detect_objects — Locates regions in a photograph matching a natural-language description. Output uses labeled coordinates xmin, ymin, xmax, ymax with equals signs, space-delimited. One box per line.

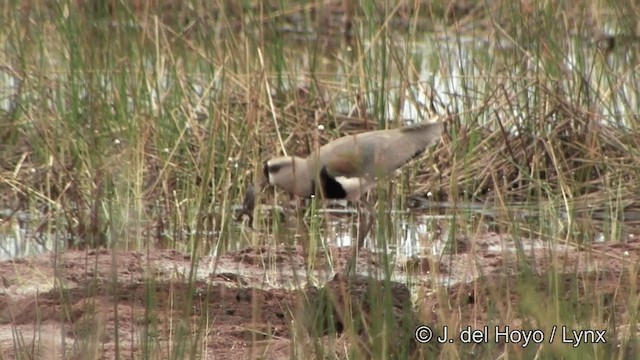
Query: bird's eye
xmin=264 ymin=161 xmax=282 ymax=177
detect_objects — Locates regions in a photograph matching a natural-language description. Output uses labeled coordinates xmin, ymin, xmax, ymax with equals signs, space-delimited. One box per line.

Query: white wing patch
xmin=334 ymin=176 xmax=372 ymax=200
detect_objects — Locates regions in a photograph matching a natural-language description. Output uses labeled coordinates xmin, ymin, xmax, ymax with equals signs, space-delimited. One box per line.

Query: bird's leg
xmin=348 ymin=198 xmax=375 ymax=275
xmin=356 ymin=200 xmax=375 ymax=249
xmin=305 ymin=195 xmax=326 ymax=262
xmin=358 ymin=201 xmax=375 ymax=249
xmin=294 ymin=196 xmax=310 ymax=255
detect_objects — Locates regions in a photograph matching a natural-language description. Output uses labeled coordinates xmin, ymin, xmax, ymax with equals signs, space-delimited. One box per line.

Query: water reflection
xmin=2 ymin=200 xmax=639 ymax=260
xmin=0 ymin=213 xmax=50 ymax=259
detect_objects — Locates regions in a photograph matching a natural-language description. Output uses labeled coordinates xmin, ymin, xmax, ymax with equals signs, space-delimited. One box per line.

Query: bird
xmin=262 ymin=119 xmax=443 ymax=251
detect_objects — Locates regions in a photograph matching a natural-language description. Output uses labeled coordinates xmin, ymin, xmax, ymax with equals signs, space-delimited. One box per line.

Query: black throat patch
xmin=310 ymin=166 xmax=347 ymax=199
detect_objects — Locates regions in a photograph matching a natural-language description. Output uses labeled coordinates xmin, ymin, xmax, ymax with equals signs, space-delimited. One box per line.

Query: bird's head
xmin=262 ymin=156 xmax=311 ymax=197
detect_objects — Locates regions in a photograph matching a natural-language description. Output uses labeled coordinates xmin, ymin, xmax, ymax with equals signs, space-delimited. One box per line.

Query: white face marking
xmin=266 ymin=160 xmax=276 ymax=185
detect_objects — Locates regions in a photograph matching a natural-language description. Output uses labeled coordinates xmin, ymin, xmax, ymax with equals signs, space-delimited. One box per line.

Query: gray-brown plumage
xmin=263 ymin=120 xmax=443 ymax=249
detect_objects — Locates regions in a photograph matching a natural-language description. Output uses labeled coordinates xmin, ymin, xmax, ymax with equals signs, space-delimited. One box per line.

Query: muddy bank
xmin=0 ymin=234 xmax=638 ymax=358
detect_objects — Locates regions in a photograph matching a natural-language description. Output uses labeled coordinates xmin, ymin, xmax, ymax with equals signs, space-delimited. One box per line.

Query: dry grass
xmin=1 ymin=0 xmax=640 ymax=357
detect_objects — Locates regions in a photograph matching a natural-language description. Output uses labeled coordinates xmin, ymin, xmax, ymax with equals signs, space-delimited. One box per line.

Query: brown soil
xmin=0 ymin=234 xmax=639 ymax=359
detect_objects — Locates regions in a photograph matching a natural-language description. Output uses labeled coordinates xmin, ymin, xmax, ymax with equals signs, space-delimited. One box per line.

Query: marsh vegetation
xmin=1 ymin=0 xmax=639 ymax=358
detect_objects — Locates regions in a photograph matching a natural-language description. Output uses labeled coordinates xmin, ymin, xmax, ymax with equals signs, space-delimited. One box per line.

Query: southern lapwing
xmin=263 ymin=119 xmax=443 ymax=249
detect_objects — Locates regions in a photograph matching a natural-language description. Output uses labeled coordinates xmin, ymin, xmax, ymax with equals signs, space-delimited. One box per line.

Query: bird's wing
xmin=316 ymin=133 xmax=382 ymax=178
xmin=367 ymin=122 xmax=442 ymax=177
xmin=317 ymin=122 xmax=442 ymax=180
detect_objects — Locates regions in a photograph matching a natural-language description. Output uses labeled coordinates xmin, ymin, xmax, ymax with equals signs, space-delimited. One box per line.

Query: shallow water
xmin=2 ymin=199 xmax=639 ymax=260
